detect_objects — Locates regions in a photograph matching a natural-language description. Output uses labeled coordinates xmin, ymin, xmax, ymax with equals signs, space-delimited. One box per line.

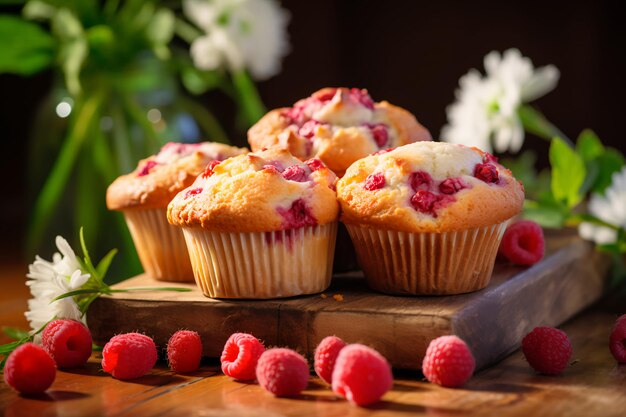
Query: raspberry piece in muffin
xmin=364 ymin=172 xmax=386 ymax=191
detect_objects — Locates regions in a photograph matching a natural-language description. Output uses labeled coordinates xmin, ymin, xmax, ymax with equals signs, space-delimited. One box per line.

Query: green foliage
xmin=549 ymin=137 xmax=586 ymax=208
xmin=0 ymin=15 xmax=55 ymax=74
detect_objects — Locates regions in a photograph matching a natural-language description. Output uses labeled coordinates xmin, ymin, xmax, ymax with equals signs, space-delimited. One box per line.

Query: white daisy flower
xmin=184 ymin=0 xmax=290 ymax=80
xmin=579 ymin=167 xmax=626 ymax=245
xmin=442 ymin=48 xmax=560 ymax=153
xmin=25 ymin=236 xmax=90 ymax=340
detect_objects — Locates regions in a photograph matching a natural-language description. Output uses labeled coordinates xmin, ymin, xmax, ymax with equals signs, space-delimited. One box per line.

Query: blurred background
xmin=1 ymin=0 xmax=625 ymax=278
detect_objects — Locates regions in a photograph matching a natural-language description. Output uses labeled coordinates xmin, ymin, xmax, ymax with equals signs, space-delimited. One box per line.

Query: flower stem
xmin=232 ymin=70 xmax=266 ymax=126
xmin=518 ymin=104 xmax=574 ymax=147
xmin=174 ymin=17 xmax=203 ymax=43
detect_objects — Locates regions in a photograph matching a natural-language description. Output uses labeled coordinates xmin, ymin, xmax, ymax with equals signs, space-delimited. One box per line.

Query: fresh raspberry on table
xmin=101 ymin=333 xmax=158 ymax=380
xmin=422 ymin=335 xmax=475 ymax=388
xmin=4 ymin=343 xmax=56 ymax=394
xmin=522 ymin=326 xmax=572 ymax=375
xmin=332 ymin=344 xmax=393 ymax=406
xmin=256 ymin=348 xmax=310 ymax=397
xmin=498 ymin=220 xmax=545 ymax=266
xmin=314 ymin=335 xmax=347 ymax=384
xmin=609 ymin=314 xmax=626 ymax=363
xmin=220 ymin=333 xmax=265 ymax=381
xmin=41 ymin=319 xmax=92 ymax=369
xmin=167 ymin=330 xmax=203 ymax=373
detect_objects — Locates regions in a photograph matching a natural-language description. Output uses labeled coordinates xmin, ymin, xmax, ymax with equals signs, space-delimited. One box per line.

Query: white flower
xmin=184 ymin=0 xmax=290 ymax=80
xmin=579 ymin=168 xmax=626 ymax=245
xmin=441 ymin=48 xmax=560 ymax=153
xmin=25 ymin=236 xmax=90 ymax=340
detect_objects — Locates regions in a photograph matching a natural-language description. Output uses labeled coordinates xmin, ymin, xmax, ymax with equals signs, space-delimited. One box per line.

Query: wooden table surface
xmin=1 ymin=261 xmax=625 ymax=417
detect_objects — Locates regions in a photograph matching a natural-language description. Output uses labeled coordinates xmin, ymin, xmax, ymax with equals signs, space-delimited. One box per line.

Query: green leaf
xmin=2 ymin=327 xmax=30 ymax=341
xmin=96 ymin=248 xmax=118 ymax=279
xmin=522 ymin=199 xmax=567 ymax=228
xmin=110 ymin=286 xmax=192 ymax=293
xmin=0 ymin=341 xmax=22 ymax=355
xmin=52 ymin=288 xmax=105 ymax=302
xmin=549 ymin=137 xmax=586 ymax=209
xmin=0 ymin=16 xmax=55 ymax=75
xmin=79 ymin=227 xmax=98 ymax=278
xmin=592 ymin=149 xmax=625 ymax=194
xmin=576 ymin=129 xmax=604 ymax=162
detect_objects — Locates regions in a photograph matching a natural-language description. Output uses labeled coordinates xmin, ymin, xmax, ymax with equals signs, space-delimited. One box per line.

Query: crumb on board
xmin=333 ymin=294 xmax=344 ymax=302
xmin=320 ymin=293 xmax=327 ymax=299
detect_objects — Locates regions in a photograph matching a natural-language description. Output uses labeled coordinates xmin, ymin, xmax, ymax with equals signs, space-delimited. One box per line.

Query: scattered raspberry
xmin=474 ymin=163 xmax=499 ymax=183
xmin=256 ymin=348 xmax=309 ymax=396
xmin=314 ymin=336 xmax=347 ymax=384
xmin=221 ymin=333 xmax=265 ymax=381
xmin=102 ymin=333 xmax=157 ymax=380
xmin=422 ymin=335 xmax=475 ymax=388
xmin=167 ymin=330 xmax=203 ymax=373
xmin=364 ymin=172 xmax=386 ymax=190
xmin=202 ymin=160 xmax=221 ymax=178
xmin=185 ymin=187 xmax=203 ymax=199
xmin=137 ymin=160 xmax=158 ymax=176
xmin=277 ymin=198 xmax=317 ymax=229
xmin=332 ymin=344 xmax=392 ymax=406
xmin=522 ymin=326 xmax=572 ymax=375
xmin=498 ymin=221 xmax=545 ymax=266
xmin=42 ymin=319 xmax=92 ymax=369
xmin=283 ymin=165 xmax=308 ymax=182
xmin=4 ymin=343 xmax=56 ymax=394
xmin=367 ymin=123 xmax=389 ymax=147
xmin=439 ymin=178 xmax=466 ymax=195
xmin=609 ymin=315 xmax=626 ymax=363
xmin=305 ymin=159 xmax=324 ymax=171
xmin=409 ymin=171 xmax=432 ymax=191
xmin=299 ymin=120 xmax=321 ymax=138
xmin=411 ymin=190 xmax=438 ymax=214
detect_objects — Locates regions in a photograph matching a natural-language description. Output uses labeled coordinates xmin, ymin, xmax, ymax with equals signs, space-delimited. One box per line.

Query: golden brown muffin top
xmin=337 ymin=142 xmax=524 ymax=232
xmin=106 ymin=142 xmax=248 ymax=211
xmin=167 ymin=147 xmax=339 ymax=232
xmin=248 ymin=87 xmax=431 ymax=176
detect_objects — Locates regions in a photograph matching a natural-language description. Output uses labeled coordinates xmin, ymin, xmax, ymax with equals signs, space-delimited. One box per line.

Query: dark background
xmin=1 ymin=0 xmax=625 ymax=262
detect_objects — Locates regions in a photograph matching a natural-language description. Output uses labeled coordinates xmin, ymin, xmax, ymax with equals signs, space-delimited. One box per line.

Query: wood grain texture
xmin=88 ymin=236 xmax=609 ymax=370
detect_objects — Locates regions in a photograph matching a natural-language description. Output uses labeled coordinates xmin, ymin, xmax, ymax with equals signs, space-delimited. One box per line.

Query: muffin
xmin=107 ymin=141 xmax=248 ymax=282
xmin=167 ymin=148 xmax=339 ymax=299
xmin=248 ymin=87 xmax=431 ymax=177
xmin=336 ymin=142 xmax=524 ymax=295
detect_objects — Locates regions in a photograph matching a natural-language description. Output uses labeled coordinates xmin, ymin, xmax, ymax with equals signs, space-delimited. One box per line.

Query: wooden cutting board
xmin=87 ymin=234 xmax=608 ymax=370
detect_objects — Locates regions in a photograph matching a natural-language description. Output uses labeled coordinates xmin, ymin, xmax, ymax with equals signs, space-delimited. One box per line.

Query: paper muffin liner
xmin=182 ymin=223 xmax=338 ymax=299
xmin=123 ymin=208 xmax=194 ymax=282
xmin=345 ymin=221 xmax=510 ymax=295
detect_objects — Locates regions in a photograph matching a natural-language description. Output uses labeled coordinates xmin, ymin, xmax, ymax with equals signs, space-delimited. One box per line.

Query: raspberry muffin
xmin=337 ymin=141 xmax=524 ymax=295
xmin=107 ymin=142 xmax=248 ymax=282
xmin=248 ymin=87 xmax=431 ymax=177
xmin=167 ymin=148 xmax=339 ymax=299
